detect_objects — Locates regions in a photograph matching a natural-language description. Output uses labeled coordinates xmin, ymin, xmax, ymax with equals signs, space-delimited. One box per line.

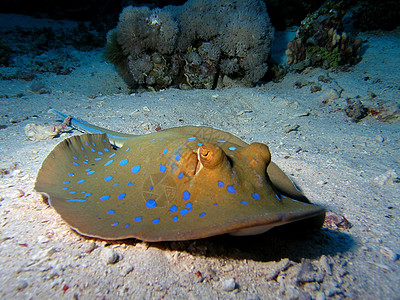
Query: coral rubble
xmin=104 ymin=0 xmax=274 ymax=90
xmin=285 ymin=1 xmax=362 ymax=71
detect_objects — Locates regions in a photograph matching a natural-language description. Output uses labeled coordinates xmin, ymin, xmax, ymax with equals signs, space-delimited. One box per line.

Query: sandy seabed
xmin=0 ymin=15 xmax=399 ymax=299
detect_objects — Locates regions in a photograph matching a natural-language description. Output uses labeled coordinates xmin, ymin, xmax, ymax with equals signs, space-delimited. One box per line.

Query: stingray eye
xmin=200 ymin=149 xmax=211 ymax=159
xmin=198 ymin=144 xmax=226 ymax=169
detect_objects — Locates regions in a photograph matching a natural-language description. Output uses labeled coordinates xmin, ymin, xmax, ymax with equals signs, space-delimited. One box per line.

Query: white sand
xmin=0 ymin=15 xmax=399 ymax=299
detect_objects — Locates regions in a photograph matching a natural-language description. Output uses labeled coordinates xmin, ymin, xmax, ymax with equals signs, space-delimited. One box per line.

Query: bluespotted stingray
xmin=35 ymin=110 xmax=325 ymax=242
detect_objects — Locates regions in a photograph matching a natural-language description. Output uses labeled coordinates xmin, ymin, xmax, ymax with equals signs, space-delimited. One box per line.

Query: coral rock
xmin=105 ymin=0 xmax=274 ymax=90
xmin=286 ymin=2 xmax=363 ymax=71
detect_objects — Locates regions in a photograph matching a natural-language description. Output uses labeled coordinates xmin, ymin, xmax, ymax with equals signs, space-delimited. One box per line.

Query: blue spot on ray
xmin=185 ymin=202 xmax=193 ymax=209
xmin=175 ymin=154 xmax=181 ymax=161
xmin=146 ymin=199 xmax=157 ymax=209
xmin=73 ymin=162 xmax=79 ymax=166
xmin=180 ymin=208 xmax=189 ymax=215
xmin=109 ymin=153 xmax=116 ymax=158
xmin=118 ymin=193 xmax=126 ymax=200
xmin=125 ymin=224 xmax=130 ymax=228
xmin=94 ymin=158 xmax=102 ymax=161
xmin=84 ymin=193 xmax=92 ymax=198
xmin=218 ymin=140 xmax=226 ymax=143
xmin=218 ymin=181 xmax=224 ymax=187
xmin=62 ymin=187 xmax=68 ymax=190
xmin=188 ymin=137 xmax=196 ymax=141
xmin=72 ymin=156 xmax=77 ymax=160
xmin=134 ymin=216 xmax=142 ymax=222
xmin=104 ymin=160 xmax=113 ymax=167
xmin=178 ymin=172 xmax=183 ymax=179
xmin=163 ymin=148 xmax=168 ymax=155
xmin=119 ymin=159 xmax=128 ymax=166
xmin=227 ymin=185 xmax=236 ymax=193
xmin=87 ymin=170 xmax=95 ymax=175
xmin=113 ymin=183 xmax=119 ymax=187
xmin=241 ymin=201 xmax=248 ymax=205
xmin=127 ymin=182 xmax=135 ymax=186
xmin=77 ymin=179 xmax=85 ymax=184
xmin=126 ymin=148 xmax=130 ymax=152
xmin=63 ymin=181 xmax=70 ymax=184
xmin=69 ymin=191 xmax=76 ymax=194
xmin=172 ymin=216 xmax=178 ymax=222
xmin=252 ymin=193 xmax=260 ymax=200
xmin=90 ymin=148 xmax=96 ymax=153
xmin=98 ymin=152 xmax=103 ymax=155
xmin=104 ymin=176 xmax=113 ymax=182
xmin=199 ymin=212 xmax=206 ymax=217
xmin=159 ymin=164 xmax=166 ymax=173
xmin=169 ymin=205 xmax=178 ymax=213
xmin=131 ymin=165 xmax=141 ymax=173
xmin=107 ymin=210 xmax=115 ymax=214
xmin=112 ymin=222 xmax=119 ymax=226
xmin=100 ymin=195 xmax=110 ymax=201
xmin=229 ymin=146 xmax=237 ymax=151
xmin=152 ymin=218 xmax=160 ymax=224
xmin=67 ymin=199 xmax=86 ymax=202
xmin=182 ymin=191 xmax=191 ymax=201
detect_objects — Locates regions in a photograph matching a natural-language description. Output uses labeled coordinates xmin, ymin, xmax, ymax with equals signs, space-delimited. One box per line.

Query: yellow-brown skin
xmin=35 ymin=119 xmax=325 ymax=242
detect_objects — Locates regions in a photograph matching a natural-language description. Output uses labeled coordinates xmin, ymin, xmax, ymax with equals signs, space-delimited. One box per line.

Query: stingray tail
xmin=49 ymin=109 xmax=132 ymax=146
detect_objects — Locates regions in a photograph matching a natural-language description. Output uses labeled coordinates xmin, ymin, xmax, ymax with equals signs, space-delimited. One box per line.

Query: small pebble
xmin=311 ymin=84 xmax=322 ymax=93
xmin=374 ymin=169 xmax=398 ymax=186
xmin=221 ymin=278 xmax=236 ymax=292
xmin=319 ymin=255 xmax=332 ymax=275
xmin=37 ymin=235 xmax=49 ymax=246
xmin=14 ymin=189 xmax=25 ymax=198
xmin=375 ymin=135 xmax=384 ymax=143
xmin=83 ymin=241 xmax=96 ymax=254
xmin=221 ymin=264 xmax=234 ymax=272
xmin=283 ymin=124 xmax=300 ymax=133
xmin=16 ymin=279 xmax=29 ymax=291
xmin=142 ymin=106 xmax=151 ymax=112
xmin=141 ymin=123 xmax=151 ymax=131
xmin=380 ymin=246 xmax=398 ymax=261
xmin=265 ymin=258 xmax=291 ymax=281
xmin=326 ymin=288 xmax=343 ymax=297
xmin=101 ymin=247 xmax=120 ymax=264
xmin=9 ymin=118 xmax=19 ymax=124
xmin=120 ymin=264 xmax=134 ymax=277
xmin=236 ymin=109 xmax=252 ymax=116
